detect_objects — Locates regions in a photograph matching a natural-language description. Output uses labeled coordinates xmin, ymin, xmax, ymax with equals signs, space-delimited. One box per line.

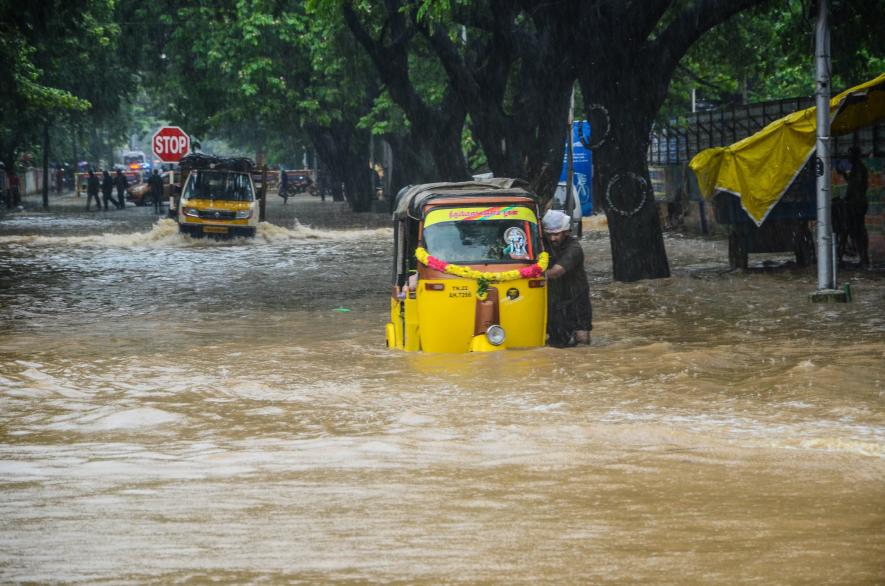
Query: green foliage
xmin=661 ymin=0 xmax=885 ymax=122
xmin=358 ymin=91 xmax=410 ymax=135
xmin=461 ymin=119 xmax=486 ymax=172
xmin=0 ymin=0 xmax=141 ymax=167
xmin=141 ymin=0 xmax=377 ymax=159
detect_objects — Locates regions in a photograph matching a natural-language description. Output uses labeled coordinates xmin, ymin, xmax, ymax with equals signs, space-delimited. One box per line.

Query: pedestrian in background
xmin=279 ymin=168 xmax=289 ymax=204
xmin=101 ymin=170 xmax=117 ymax=211
xmin=0 ymin=162 xmax=6 ymax=207
xmin=148 ymin=169 xmax=164 ymax=214
xmin=85 ymin=170 xmax=101 ymax=211
xmin=8 ymin=171 xmax=21 ymax=209
xmin=837 ymin=146 xmax=870 ymax=268
xmin=114 ymin=169 xmax=128 ymax=209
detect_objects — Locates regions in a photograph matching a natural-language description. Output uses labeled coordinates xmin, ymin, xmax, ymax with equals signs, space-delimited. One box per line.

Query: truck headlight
xmin=235 ymin=209 xmax=253 ymax=219
xmin=183 ymin=207 xmax=200 ymax=218
xmin=485 ymin=325 xmax=505 ymax=346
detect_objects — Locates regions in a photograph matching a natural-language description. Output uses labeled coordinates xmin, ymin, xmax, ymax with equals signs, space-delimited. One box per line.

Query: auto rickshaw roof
xmin=179 ymin=153 xmax=255 ymax=173
xmin=393 ymin=178 xmax=537 ymax=220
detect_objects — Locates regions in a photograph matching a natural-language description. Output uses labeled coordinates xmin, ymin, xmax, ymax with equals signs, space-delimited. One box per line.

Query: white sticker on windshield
xmin=503 ymin=226 xmax=528 ymax=259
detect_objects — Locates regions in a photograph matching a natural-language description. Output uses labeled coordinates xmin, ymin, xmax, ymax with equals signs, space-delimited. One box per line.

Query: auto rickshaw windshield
xmin=184 ymin=170 xmax=254 ymax=201
xmin=422 ymin=206 xmax=540 ymax=264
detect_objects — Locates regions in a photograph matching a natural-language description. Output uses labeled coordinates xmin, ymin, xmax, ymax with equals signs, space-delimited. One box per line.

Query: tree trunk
xmin=383 ymin=133 xmax=435 ymax=198
xmin=341 ymin=1 xmax=470 ymax=183
xmin=582 ymin=80 xmax=670 ymax=282
xmin=307 ymin=124 xmax=374 ymax=212
xmin=426 ymin=118 xmax=469 ymax=181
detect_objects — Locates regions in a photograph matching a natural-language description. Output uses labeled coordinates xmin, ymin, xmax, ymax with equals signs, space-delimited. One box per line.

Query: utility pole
xmin=811 ymin=0 xmax=848 ymax=302
xmin=810 ymin=0 xmax=848 ymax=302
xmin=42 ymin=121 xmax=50 ymax=210
xmin=565 ymin=85 xmax=575 ymax=220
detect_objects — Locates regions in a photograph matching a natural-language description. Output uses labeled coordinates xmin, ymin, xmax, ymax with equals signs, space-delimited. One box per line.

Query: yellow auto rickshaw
xmin=386 ymin=179 xmax=549 ymax=352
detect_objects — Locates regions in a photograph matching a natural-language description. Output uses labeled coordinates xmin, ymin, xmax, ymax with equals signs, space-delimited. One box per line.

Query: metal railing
xmin=649 ymin=95 xmax=884 ymax=165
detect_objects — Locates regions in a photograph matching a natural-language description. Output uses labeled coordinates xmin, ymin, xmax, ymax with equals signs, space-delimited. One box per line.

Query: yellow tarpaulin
xmin=689 ymin=73 xmax=885 ymax=225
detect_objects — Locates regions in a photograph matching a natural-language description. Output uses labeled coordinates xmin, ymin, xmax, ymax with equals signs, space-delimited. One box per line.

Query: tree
xmin=415 ymin=1 xmax=579 ymax=198
xmin=661 ymin=0 xmax=885 ymax=120
xmin=567 ymin=0 xmax=769 ymax=282
xmin=140 ymin=0 xmax=384 ymax=211
xmin=364 ymin=1 xmax=771 ymax=281
xmin=0 ymin=1 xmax=94 ymax=172
xmin=341 ymin=0 xmax=470 ymax=183
xmin=1 ymin=0 xmax=142 ymax=210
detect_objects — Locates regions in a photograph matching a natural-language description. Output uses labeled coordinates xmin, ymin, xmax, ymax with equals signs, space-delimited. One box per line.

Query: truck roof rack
xmin=179 ymin=153 xmax=255 ymax=172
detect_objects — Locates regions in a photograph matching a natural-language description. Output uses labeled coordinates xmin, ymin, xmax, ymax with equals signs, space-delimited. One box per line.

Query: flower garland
xmin=415 ymin=246 xmax=548 ymax=300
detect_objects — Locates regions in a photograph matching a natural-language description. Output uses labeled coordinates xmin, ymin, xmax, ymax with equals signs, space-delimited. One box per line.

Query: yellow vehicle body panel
xmin=387 ymin=278 xmax=547 ymax=353
xmin=388 ymin=298 xmax=403 ymax=350
xmin=423 ymin=205 xmax=537 ymax=228
xmin=416 ymin=279 xmax=479 ymax=353
xmin=497 ymin=280 xmax=547 ymax=348
xmin=178 ymin=199 xmax=256 ymax=227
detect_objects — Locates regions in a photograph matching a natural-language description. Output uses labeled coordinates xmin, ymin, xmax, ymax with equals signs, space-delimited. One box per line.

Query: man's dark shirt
xmin=546 ymin=235 xmax=592 ymax=346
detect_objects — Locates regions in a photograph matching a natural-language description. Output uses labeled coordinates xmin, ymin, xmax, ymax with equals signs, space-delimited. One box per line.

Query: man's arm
xmin=547 ymin=241 xmax=584 ymax=280
xmin=547 ymin=264 xmax=567 ymax=279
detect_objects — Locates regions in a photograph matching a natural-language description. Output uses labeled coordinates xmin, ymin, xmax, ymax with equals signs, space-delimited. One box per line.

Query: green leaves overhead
xmin=0 ymin=0 xmax=135 ymax=167
xmin=662 ymin=0 xmax=885 ymax=120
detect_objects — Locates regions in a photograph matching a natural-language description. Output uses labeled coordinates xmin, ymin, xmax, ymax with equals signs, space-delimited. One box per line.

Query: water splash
xmin=0 ymin=218 xmax=392 ymax=249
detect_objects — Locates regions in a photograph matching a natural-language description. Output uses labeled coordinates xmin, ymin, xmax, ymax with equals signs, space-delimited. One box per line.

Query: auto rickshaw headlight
xmin=486 ymin=325 xmax=505 ymax=346
xmin=235 ymin=209 xmax=253 ymax=219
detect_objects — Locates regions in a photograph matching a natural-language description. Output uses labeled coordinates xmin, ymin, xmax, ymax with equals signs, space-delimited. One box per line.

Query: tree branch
xmin=341 ymin=0 xmax=432 ymax=127
xmin=651 ymin=0 xmax=769 ymax=77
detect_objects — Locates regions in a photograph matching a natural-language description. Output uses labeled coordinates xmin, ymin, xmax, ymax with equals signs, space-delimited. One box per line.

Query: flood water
xmin=1 ymin=194 xmax=883 ymax=583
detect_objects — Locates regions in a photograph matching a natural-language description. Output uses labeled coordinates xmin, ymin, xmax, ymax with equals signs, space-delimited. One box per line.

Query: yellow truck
xmin=175 ymin=154 xmax=261 ymax=238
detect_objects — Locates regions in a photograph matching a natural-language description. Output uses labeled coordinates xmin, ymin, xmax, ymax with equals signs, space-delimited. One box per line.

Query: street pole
xmin=810 ymin=0 xmax=848 ymax=302
xmin=814 ymin=0 xmax=833 ymax=290
xmin=42 ymin=121 xmax=50 ymax=210
xmin=565 ymin=85 xmax=575 ymax=220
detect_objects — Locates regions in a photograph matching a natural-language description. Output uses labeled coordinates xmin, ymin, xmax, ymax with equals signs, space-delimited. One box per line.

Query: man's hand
xmin=547 ymin=264 xmax=566 ymax=279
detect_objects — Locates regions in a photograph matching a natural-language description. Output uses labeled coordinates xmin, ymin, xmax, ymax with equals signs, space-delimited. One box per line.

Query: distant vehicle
xmin=122 ymin=150 xmax=151 ymax=177
xmin=280 ymin=169 xmax=315 ymax=197
xmin=176 ymin=154 xmax=260 ymax=238
xmin=127 ymin=171 xmax=174 ymax=206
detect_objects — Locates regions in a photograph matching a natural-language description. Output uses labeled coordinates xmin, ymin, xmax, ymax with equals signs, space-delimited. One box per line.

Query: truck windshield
xmin=184 ymin=170 xmax=254 ymax=201
xmin=423 ymin=212 xmax=540 ymax=264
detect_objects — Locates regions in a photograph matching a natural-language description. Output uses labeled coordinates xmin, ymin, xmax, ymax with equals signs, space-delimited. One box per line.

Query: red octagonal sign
xmin=152 ymin=126 xmax=190 ymax=163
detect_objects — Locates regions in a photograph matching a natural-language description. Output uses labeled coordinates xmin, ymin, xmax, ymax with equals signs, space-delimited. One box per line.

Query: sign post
xmin=152 ymin=126 xmax=190 ymax=216
xmin=152 ymin=126 xmax=190 ymax=164
xmin=809 ymin=0 xmax=848 ymax=303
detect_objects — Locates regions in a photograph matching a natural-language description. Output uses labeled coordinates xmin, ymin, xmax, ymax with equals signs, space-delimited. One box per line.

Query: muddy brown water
xmin=0 ymin=193 xmax=883 ymax=583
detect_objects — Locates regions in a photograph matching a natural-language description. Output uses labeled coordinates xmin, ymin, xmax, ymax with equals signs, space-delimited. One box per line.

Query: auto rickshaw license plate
xmin=203 ymin=226 xmax=229 ymax=234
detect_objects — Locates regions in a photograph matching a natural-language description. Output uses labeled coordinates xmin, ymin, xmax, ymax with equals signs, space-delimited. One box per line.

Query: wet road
xmin=0 ymin=193 xmax=883 ymax=583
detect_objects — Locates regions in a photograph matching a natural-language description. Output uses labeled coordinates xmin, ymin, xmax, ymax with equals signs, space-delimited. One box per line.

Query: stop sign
xmin=152 ymin=126 xmax=190 ymax=163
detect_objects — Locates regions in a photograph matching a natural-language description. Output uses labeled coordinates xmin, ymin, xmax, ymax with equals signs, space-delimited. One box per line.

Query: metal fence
xmin=649 ymin=95 xmax=884 ymax=165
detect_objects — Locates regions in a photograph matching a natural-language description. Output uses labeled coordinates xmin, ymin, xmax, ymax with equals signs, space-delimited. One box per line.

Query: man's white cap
xmin=542 ymin=209 xmax=571 ymax=233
